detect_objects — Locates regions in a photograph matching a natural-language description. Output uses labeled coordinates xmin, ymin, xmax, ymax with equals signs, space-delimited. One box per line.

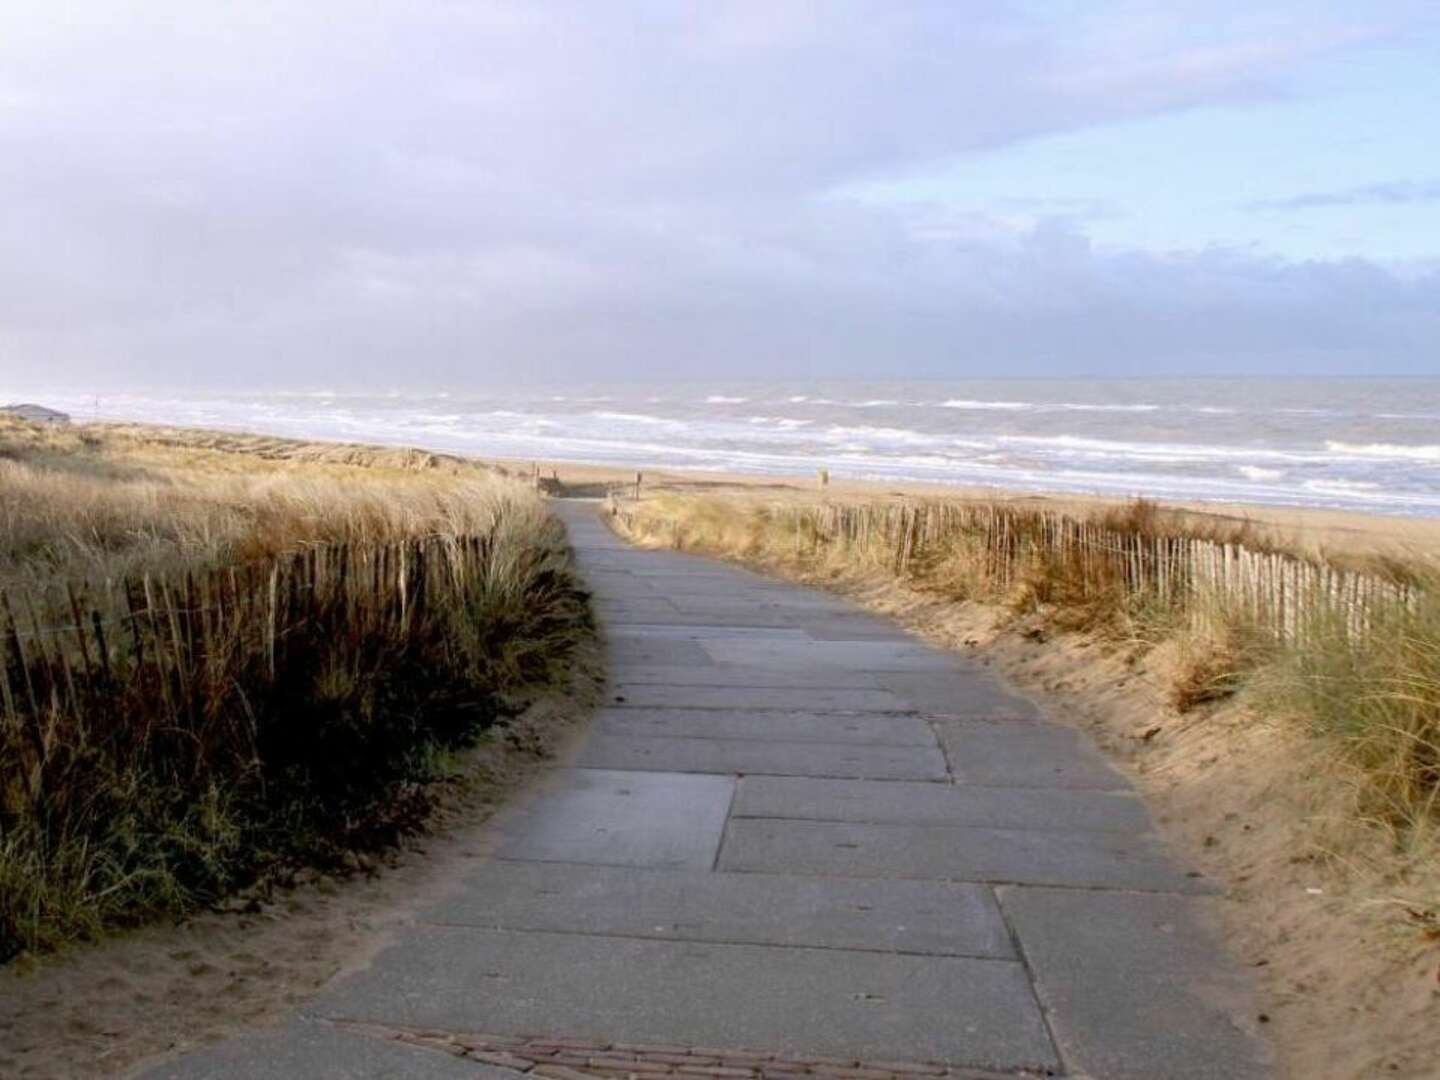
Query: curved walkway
xmin=145 ymin=501 xmax=1271 ymax=1079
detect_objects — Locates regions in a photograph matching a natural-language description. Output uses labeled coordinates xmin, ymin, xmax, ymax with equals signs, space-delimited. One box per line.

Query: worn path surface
xmin=144 ymin=501 xmax=1271 ymax=1080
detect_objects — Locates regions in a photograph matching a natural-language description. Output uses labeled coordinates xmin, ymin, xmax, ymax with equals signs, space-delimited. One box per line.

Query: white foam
xmin=1000 ymin=434 xmax=1316 ymax=464
xmin=705 ymin=395 xmax=749 ymax=404
xmin=937 ymin=399 xmax=1166 ymax=412
xmin=1304 ymin=478 xmax=1381 ymax=494
xmin=747 ymin=416 xmax=813 ymax=430
xmin=1237 ymin=465 xmax=1285 ymax=481
xmin=822 ymin=424 xmax=950 ymax=446
xmin=589 ymin=411 xmax=680 ymax=426
xmin=939 ymin=399 xmax=1031 ymax=410
xmin=1326 ymin=441 xmax=1440 ymax=462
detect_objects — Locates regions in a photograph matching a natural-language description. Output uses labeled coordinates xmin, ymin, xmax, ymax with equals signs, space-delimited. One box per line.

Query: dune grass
xmin=0 ymin=420 xmax=593 ymax=959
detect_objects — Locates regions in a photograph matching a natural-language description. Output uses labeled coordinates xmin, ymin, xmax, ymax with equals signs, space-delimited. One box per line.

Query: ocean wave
xmin=1237 ymin=465 xmax=1285 ymax=481
xmin=822 ymin=424 xmax=952 ymax=446
xmin=1325 ymin=441 xmax=1440 ymax=463
xmin=705 ymin=395 xmax=749 ymax=404
xmin=589 ymin=411 xmax=681 ymax=426
xmin=1303 ymin=478 xmax=1381 ymax=493
xmin=939 ymin=399 xmax=1031 ymax=410
xmin=938 ymin=399 xmax=1161 ymax=413
xmin=747 ymin=416 xmax=813 ymax=430
xmin=998 ymin=434 xmax=1309 ymax=463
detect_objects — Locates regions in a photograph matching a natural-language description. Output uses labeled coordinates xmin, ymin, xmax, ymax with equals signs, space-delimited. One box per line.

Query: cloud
xmin=0 ymin=1 xmax=1435 ymax=387
xmin=1247 ymin=179 xmax=1440 ymax=211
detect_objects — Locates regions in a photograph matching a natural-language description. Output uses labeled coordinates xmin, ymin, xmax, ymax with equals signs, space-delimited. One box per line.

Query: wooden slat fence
xmin=0 ymin=533 xmax=500 ymax=809
xmin=786 ymin=501 xmax=1416 ymax=645
xmin=608 ymin=495 xmax=1417 ymax=647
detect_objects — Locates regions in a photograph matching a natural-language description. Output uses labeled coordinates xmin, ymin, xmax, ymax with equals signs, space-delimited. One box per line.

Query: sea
xmin=20 ymin=377 xmax=1440 ymax=518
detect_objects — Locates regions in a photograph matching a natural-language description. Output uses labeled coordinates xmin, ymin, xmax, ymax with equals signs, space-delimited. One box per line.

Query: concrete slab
xmin=703 ymin=638 xmax=961 ymax=671
xmin=606 ymin=624 xmax=814 ymax=640
xmin=936 ymin=719 xmax=1130 ymax=790
xmin=595 ymin=707 xmax=939 ymax=746
xmin=575 ymin=735 xmax=950 ymax=780
xmin=605 ymin=683 xmax=914 ymax=712
xmin=139 ymin=1018 xmax=503 ymax=1080
xmin=428 ymin=861 xmax=1015 ymax=959
xmin=564 ymin=536 xmax=631 ymax=554
xmin=600 ymin=609 xmax=804 ymax=628
xmin=652 ymin=596 xmax=803 ymax=610
xmin=874 ymin=671 xmax=1044 ymax=719
xmin=665 ymin=601 xmax=846 ymax=622
xmin=316 ymin=927 xmax=1060 ymax=1071
xmin=593 ymin=600 xmax=685 ymax=618
xmin=605 ymin=637 xmax=717 ymax=667
xmin=797 ymin=620 xmax=918 ymax=641
xmin=999 ymin=887 xmax=1273 ymax=1079
xmin=734 ymin=776 xmax=1153 ymax=833
xmin=571 ymin=550 xmax=668 ymax=566
xmin=718 ymin=818 xmax=1207 ymax=892
xmin=608 ymin=664 xmax=885 ymax=689
xmin=491 ymin=769 xmax=733 ymax=869
xmin=647 ymin=579 xmax=776 ymax=593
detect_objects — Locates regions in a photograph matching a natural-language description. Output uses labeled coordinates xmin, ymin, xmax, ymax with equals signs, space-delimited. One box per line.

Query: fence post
xmin=267 ymin=564 xmax=279 ymax=679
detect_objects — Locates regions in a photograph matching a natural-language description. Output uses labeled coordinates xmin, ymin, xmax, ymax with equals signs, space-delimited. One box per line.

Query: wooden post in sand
xmin=817 ymin=467 xmax=829 ymax=492
xmin=633 ymin=471 xmax=643 ymax=502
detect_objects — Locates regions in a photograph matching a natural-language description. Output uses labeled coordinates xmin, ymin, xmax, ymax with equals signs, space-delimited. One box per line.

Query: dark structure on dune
xmin=0 ymin=403 xmax=70 ymax=424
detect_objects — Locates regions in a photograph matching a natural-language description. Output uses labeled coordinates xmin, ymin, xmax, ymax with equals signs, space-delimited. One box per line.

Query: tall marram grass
xmin=0 ymin=420 xmax=592 ymax=959
xmin=1260 ymin=583 xmax=1440 ymax=840
xmin=0 ymin=419 xmax=528 ymax=588
xmin=611 ymin=492 xmax=1438 ymax=844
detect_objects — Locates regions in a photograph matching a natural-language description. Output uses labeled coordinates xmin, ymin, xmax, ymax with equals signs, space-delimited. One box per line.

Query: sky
xmin=1 ymin=0 xmax=1438 ymax=390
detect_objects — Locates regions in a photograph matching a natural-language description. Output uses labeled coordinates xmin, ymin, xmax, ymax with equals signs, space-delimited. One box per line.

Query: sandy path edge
xmin=0 ymin=649 xmax=602 ymax=1080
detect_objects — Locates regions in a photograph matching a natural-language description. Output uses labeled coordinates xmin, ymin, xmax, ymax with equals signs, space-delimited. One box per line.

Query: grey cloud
xmin=0 ymin=1 xmax=1435 ymax=387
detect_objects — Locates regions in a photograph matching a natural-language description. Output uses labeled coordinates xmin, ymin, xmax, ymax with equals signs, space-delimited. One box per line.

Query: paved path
xmin=145 ymin=502 xmax=1272 ymax=1079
